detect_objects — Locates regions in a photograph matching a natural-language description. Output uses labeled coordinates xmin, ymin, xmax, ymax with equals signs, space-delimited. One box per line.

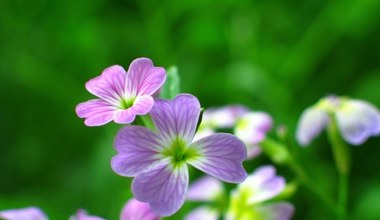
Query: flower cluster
xmin=77 ymin=57 xmax=249 ymax=218
xmin=8 ymin=57 xmax=380 ymax=219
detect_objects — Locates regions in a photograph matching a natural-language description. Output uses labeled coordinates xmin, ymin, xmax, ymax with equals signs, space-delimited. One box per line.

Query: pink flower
xmin=69 ymin=210 xmax=105 ymax=220
xmin=76 ymin=58 xmax=166 ymax=126
xmin=121 ymin=198 xmax=159 ymax=220
xmin=0 ymin=207 xmax=48 ymax=220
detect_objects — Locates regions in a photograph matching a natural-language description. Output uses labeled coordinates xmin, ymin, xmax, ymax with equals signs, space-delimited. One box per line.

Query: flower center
xmin=229 ymin=189 xmax=261 ymax=220
xmin=161 ymin=138 xmax=199 ymax=167
xmin=119 ymin=97 xmax=135 ymax=109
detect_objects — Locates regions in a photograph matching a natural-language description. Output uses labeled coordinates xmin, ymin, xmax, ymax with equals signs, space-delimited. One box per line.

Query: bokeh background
xmin=1 ymin=0 xmax=380 ymax=219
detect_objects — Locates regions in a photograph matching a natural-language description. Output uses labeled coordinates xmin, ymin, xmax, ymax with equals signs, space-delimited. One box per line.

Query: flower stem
xmin=135 ymin=115 xmax=156 ymax=131
xmin=326 ymin=114 xmax=350 ymax=220
xmin=261 ymin=138 xmax=338 ymax=216
xmin=287 ymin=156 xmax=338 ymax=216
xmin=338 ymin=173 xmax=348 ymax=220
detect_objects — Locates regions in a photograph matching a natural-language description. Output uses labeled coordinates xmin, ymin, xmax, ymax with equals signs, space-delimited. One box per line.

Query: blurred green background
xmin=1 ymin=0 xmax=380 ymax=219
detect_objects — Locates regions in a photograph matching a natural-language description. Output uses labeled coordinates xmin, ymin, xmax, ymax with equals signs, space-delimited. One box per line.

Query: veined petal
xmin=188 ymin=133 xmax=247 ymax=183
xmin=114 ymin=109 xmax=136 ymax=124
xmin=256 ymin=202 xmax=294 ymax=220
xmin=69 ymin=209 xmax=104 ymax=220
xmin=112 ymin=126 xmax=163 ymax=177
xmin=113 ymin=95 xmax=154 ymax=124
xmin=132 ymin=161 xmax=189 ymax=216
xmin=184 ymin=206 xmax=219 ymax=220
xmin=121 ymin=198 xmax=160 ymax=220
xmin=76 ymin=99 xmax=116 ymax=126
xmin=131 ymin=95 xmax=154 ymax=115
xmin=126 ymin=58 xmax=166 ymax=96
xmin=336 ymin=100 xmax=380 ymax=145
xmin=187 ymin=176 xmax=223 ymax=201
xmin=85 ymin=65 xmax=126 ymax=105
xmin=0 ymin=207 xmax=48 ymax=220
xmin=239 ymin=165 xmax=285 ymax=204
xmin=150 ymin=94 xmax=201 ymax=145
xmin=296 ymin=107 xmax=329 ymax=146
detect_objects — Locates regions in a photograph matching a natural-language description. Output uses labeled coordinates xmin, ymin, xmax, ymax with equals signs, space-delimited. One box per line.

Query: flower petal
xmin=188 ymin=133 xmax=247 ymax=183
xmin=131 ymin=95 xmax=154 ymax=115
xmin=187 ymin=176 xmax=223 ymax=201
xmin=113 ymin=95 xmax=154 ymax=124
xmin=256 ymin=202 xmax=295 ymax=220
xmin=85 ymin=65 xmax=126 ymax=105
xmin=76 ymin=99 xmax=116 ymax=126
xmin=336 ymin=100 xmax=380 ymax=145
xmin=202 ymin=105 xmax=249 ymax=128
xmin=0 ymin=207 xmax=48 ymax=220
xmin=132 ymin=161 xmax=189 ymax=216
xmin=235 ymin=112 xmax=273 ymax=144
xmin=246 ymin=144 xmax=262 ymax=159
xmin=184 ymin=206 xmax=219 ymax=220
xmin=296 ymin=107 xmax=329 ymax=146
xmin=120 ymin=198 xmax=160 ymax=220
xmin=193 ymin=128 xmax=215 ymax=142
xmin=112 ymin=126 xmax=163 ymax=177
xmin=69 ymin=209 xmax=105 ymax=220
xmin=114 ymin=109 xmax=136 ymax=124
xmin=239 ymin=165 xmax=285 ymax=204
xmin=126 ymin=58 xmax=166 ymax=96
xmin=150 ymin=94 xmax=201 ymax=144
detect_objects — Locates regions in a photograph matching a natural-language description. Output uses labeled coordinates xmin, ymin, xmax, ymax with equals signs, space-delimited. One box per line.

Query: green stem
xmin=338 ymin=173 xmax=348 ymax=220
xmin=287 ymin=157 xmax=338 ymax=216
xmin=134 ymin=115 xmax=156 ymax=131
xmin=326 ymin=113 xmax=350 ymax=220
xmin=261 ymin=138 xmax=338 ymax=216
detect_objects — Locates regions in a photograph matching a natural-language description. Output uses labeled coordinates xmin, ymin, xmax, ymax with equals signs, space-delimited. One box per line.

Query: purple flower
xmin=201 ymin=105 xmax=249 ymax=128
xmin=184 ymin=207 xmax=219 ymax=220
xmin=111 ymin=94 xmax=247 ymax=216
xmin=120 ymin=198 xmax=160 ymax=220
xmin=69 ymin=210 xmax=104 ymax=220
xmin=195 ymin=106 xmax=272 ymax=159
xmin=0 ymin=207 xmax=48 ymax=220
xmin=76 ymin=58 xmax=166 ymax=126
xmin=296 ymin=96 xmax=380 ymax=146
xmin=185 ymin=176 xmax=223 ymax=220
xmin=187 ymin=176 xmax=223 ymax=201
xmin=226 ymin=165 xmax=294 ymax=220
xmin=234 ymin=112 xmax=273 ymax=158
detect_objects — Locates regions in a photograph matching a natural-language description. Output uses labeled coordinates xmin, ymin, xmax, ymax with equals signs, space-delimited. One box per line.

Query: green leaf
xmin=160 ymin=66 xmax=180 ymax=99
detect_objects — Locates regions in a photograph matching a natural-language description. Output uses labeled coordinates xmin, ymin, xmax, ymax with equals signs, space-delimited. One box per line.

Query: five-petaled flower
xmin=296 ymin=95 xmax=380 ymax=146
xmin=76 ymin=58 xmax=166 ymax=126
xmin=111 ymin=94 xmax=248 ymax=216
